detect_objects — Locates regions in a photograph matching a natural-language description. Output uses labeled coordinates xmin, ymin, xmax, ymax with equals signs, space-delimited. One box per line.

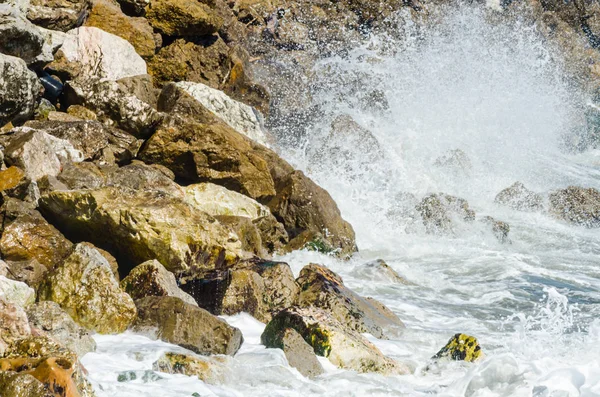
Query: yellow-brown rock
xmin=0 ymin=167 xmax=25 ymax=192
xmin=145 ymin=0 xmax=223 ymax=37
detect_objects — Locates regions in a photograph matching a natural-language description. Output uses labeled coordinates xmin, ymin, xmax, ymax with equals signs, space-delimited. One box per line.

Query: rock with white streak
xmin=48 ymin=26 xmax=147 ymax=81
xmin=0 ymin=275 xmax=35 ymax=307
xmin=0 ymin=54 xmax=42 ymax=125
xmin=174 ymin=82 xmax=271 ymax=147
xmin=4 ymin=128 xmax=84 ymax=180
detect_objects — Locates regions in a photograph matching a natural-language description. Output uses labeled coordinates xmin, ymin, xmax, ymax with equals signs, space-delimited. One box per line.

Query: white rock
xmin=35 ymin=26 xmax=68 ymax=65
xmin=183 ymin=183 xmax=271 ymax=220
xmin=58 ymin=26 xmax=147 ymax=80
xmin=0 ymin=275 xmax=35 ymax=307
xmin=0 ymin=53 xmax=42 ymax=125
xmin=174 ymin=81 xmax=271 ymax=147
xmin=4 ymin=128 xmax=84 ymax=180
xmin=0 ymin=3 xmax=44 ymax=63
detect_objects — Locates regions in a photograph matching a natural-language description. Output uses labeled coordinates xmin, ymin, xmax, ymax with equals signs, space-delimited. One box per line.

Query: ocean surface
xmin=82 ymin=7 xmax=600 ymax=397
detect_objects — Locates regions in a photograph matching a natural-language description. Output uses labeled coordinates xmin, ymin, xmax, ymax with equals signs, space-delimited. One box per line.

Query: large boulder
xmin=84 ymin=0 xmax=156 ymax=58
xmin=416 ymin=193 xmax=476 ymax=235
xmin=145 ymin=0 xmax=222 ymax=37
xmin=47 ymin=26 xmax=147 ymax=81
xmin=262 ymin=307 xmax=409 ymax=375
xmin=131 ymin=296 xmax=243 ymax=355
xmin=0 ymin=276 xmax=35 ymax=308
xmin=264 ymin=327 xmax=324 ymax=378
xmin=152 ymin=352 xmax=231 ymax=384
xmin=3 ymin=128 xmax=84 ymax=181
xmin=548 ymin=186 xmax=600 ymax=227
xmin=296 ymin=264 xmax=404 ymax=339
xmin=495 ymin=182 xmax=545 ymax=212
xmin=0 ymin=199 xmax=73 ymax=270
xmin=120 ymin=260 xmax=197 ymax=306
xmin=0 ymin=54 xmax=42 ymax=126
xmin=26 ymin=301 xmax=96 ymax=357
xmin=180 ymin=260 xmax=299 ymax=322
xmin=38 ymin=242 xmax=137 ymax=334
xmin=0 ymin=4 xmax=44 ymax=63
xmin=38 ymin=187 xmax=245 ymax=275
xmin=24 ymin=119 xmax=139 ymax=164
xmin=26 ymin=0 xmax=91 ymax=32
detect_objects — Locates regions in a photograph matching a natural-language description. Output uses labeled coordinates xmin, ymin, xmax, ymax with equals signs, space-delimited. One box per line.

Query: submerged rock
xmin=132 ymin=296 xmax=243 ymax=356
xmin=416 ymin=193 xmax=476 ymax=235
xmin=296 ymin=264 xmax=405 ymax=338
xmin=433 ymin=149 xmax=472 ymax=175
xmin=152 ymin=352 xmax=231 ymax=384
xmin=38 ymin=242 xmax=137 ymax=334
xmin=120 ymin=260 xmax=197 ymax=306
xmin=262 ymin=306 xmax=409 ymax=375
xmin=265 ymin=327 xmax=324 ymax=378
xmin=350 ymin=259 xmax=413 ymax=285
xmin=479 ymin=216 xmax=511 ymax=243
xmin=432 ymin=333 xmax=482 ymax=362
xmin=548 ymin=186 xmax=600 ymax=227
xmin=0 ymin=54 xmax=42 ymax=125
xmin=495 ymin=182 xmax=545 ymax=212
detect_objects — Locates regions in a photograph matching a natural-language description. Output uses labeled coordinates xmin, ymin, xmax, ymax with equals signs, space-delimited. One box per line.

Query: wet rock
xmin=495 ymin=182 xmax=545 ymax=212
xmin=262 ymin=307 xmax=409 ymax=375
xmin=132 ymin=296 xmax=243 ymax=356
xmin=120 ymin=260 xmax=197 ymax=306
xmin=0 ymin=167 xmax=26 ymax=192
xmin=173 ymin=82 xmax=271 ymax=147
xmin=0 ymin=299 xmax=31 ymax=356
xmin=84 ymin=0 xmax=156 ymax=58
xmin=24 ymin=120 xmax=139 ymax=164
xmin=479 ymin=216 xmax=510 ymax=243
xmin=26 ymin=301 xmax=96 ymax=357
xmin=265 ymin=327 xmax=324 ymax=378
xmin=351 ymin=259 xmax=413 ymax=285
xmin=180 ymin=260 xmax=298 ymax=323
xmin=63 ymin=77 xmax=162 ymax=137
xmin=145 ymin=0 xmax=222 ymax=37
xmin=416 ymin=193 xmax=476 ymax=235
xmin=0 ymin=276 xmax=35 ymax=307
xmin=26 ymin=0 xmax=91 ymax=32
xmin=38 ymin=242 xmax=137 ymax=334
xmin=0 ymin=54 xmax=42 ymax=125
xmin=432 ymin=333 xmax=482 ymax=362
xmin=4 ymin=259 xmax=48 ymax=292
xmin=548 ymin=186 xmax=600 ymax=227
xmin=152 ymin=352 xmax=231 ymax=384
xmin=296 ymin=264 xmax=404 ymax=339
xmin=0 ymin=4 xmax=44 ymax=63
xmin=0 ymin=371 xmax=47 ymax=397
xmin=39 ymin=187 xmax=244 ymax=275
xmin=47 ymin=26 xmax=147 ymax=81
xmin=4 ymin=128 xmax=84 ymax=181
xmin=433 ymin=149 xmax=472 ymax=175
xmin=0 ymin=199 xmax=73 ymax=270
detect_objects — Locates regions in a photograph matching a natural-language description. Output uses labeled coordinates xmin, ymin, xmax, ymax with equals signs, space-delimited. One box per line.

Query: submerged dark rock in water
xmin=433 ymin=333 xmax=482 ymax=362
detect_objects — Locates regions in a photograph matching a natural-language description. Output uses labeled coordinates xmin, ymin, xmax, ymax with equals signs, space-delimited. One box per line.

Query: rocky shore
xmin=1 ymin=0 xmax=600 ymax=395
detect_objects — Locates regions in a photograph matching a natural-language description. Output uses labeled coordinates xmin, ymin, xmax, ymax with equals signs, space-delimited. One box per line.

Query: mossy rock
xmin=433 ymin=333 xmax=483 ymax=363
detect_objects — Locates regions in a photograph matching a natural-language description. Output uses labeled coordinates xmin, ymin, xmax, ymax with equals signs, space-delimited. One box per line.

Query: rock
xmin=120 ymin=260 xmax=197 ymax=306
xmin=145 ymin=0 xmax=222 ymax=37
xmin=432 ymin=333 xmax=482 ymax=362
xmin=0 ymin=299 xmax=31 ymax=356
xmin=479 ymin=216 xmax=510 ymax=243
xmin=66 ymin=105 xmax=96 ymax=120
xmin=23 ymin=119 xmax=139 ymax=164
xmin=416 ymin=193 xmax=476 ymax=235
xmin=152 ymin=352 xmax=231 ymax=384
xmin=180 ymin=260 xmax=298 ymax=323
xmin=296 ymin=264 xmax=404 ymax=339
xmin=0 ymin=54 xmax=42 ymax=125
xmin=433 ymin=149 xmax=472 ymax=175
xmin=3 ymin=128 xmax=84 ymax=181
xmin=214 ymin=215 xmax=267 ymax=257
xmin=139 ymin=115 xmax=276 ymax=200
xmin=0 ymin=372 xmax=47 ymax=397
xmin=39 ymin=187 xmax=244 ymax=275
xmin=84 ymin=0 xmax=156 ymax=58
xmin=26 ymin=301 xmax=96 ymax=357
xmin=173 ymin=82 xmax=271 ymax=147
xmin=0 ymin=4 xmax=44 ymax=63
xmin=0 ymin=199 xmax=73 ymax=270
xmin=33 ymin=26 xmax=68 ymax=67
xmin=495 ymin=182 xmax=545 ymax=212
xmin=183 ymin=182 xmax=272 ymax=219
xmin=262 ymin=307 xmax=409 ymax=374
xmin=78 ymin=242 xmax=119 ymax=280
xmin=0 ymin=276 xmax=35 ymax=307
xmin=56 ymin=161 xmax=108 ymax=190
xmin=548 ymin=186 xmax=600 ymax=227
xmin=4 ymin=259 xmax=48 ymax=292
xmin=47 ymin=26 xmax=147 ymax=81
xmin=351 ymin=259 xmax=413 ymax=285
xmin=116 ymin=0 xmax=148 ymax=16
xmin=63 ymin=77 xmax=162 ymax=137
xmin=0 ymin=167 xmax=26 ymax=192
xmin=26 ymin=0 xmax=91 ymax=32
xmin=45 ymin=111 xmax=82 ymax=122
xmin=38 ymin=242 xmax=137 ymax=334
xmin=265 ymin=327 xmax=324 ymax=378
xmin=132 ymin=296 xmax=243 ymax=355
xmin=0 ymin=336 xmax=95 ymax=397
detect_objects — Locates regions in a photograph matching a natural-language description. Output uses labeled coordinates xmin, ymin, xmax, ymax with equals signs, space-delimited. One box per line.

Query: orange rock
xmin=0 ymin=167 xmax=25 ymax=191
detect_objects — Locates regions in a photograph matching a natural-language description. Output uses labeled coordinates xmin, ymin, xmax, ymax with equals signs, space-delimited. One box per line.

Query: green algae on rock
xmin=433 ymin=333 xmax=483 ymax=363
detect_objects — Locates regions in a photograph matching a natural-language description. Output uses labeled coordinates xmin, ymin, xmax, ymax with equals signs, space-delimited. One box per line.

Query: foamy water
xmin=83 ymin=6 xmax=600 ymax=397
